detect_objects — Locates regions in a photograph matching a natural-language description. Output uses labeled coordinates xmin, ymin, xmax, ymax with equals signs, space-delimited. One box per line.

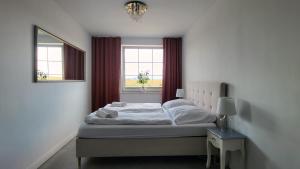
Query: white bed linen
xmin=104 ymin=103 xmax=161 ymax=113
xmin=80 ymin=103 xmax=217 ymax=138
xmin=77 ymin=123 xmax=216 ymax=138
xmin=85 ymin=110 xmax=172 ymax=125
xmin=167 ymin=105 xmax=217 ymax=125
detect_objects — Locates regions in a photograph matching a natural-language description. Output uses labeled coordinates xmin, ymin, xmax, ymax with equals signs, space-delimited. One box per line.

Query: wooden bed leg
xmin=77 ymin=157 xmax=81 ymax=169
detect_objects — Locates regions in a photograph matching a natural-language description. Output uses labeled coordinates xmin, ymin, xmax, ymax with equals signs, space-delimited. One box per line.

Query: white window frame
xmin=121 ymin=45 xmax=163 ymax=93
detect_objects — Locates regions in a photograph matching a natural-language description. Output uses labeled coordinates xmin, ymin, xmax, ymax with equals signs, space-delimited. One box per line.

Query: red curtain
xmin=162 ymin=38 xmax=182 ymax=103
xmin=92 ymin=37 xmax=121 ymax=111
xmin=64 ymin=44 xmax=84 ymax=80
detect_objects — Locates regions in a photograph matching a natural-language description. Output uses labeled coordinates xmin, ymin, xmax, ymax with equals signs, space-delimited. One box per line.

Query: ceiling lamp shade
xmin=124 ymin=1 xmax=148 ymax=21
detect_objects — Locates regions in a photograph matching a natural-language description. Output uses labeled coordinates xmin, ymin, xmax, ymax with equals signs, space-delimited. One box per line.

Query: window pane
xmin=37 ymin=61 xmax=48 ymax=74
xmin=38 ymin=47 xmax=47 ymax=60
xmin=125 ymin=63 xmax=138 ymax=75
xmin=139 ymin=63 xmax=152 ymax=74
xmin=153 ymin=75 xmax=162 ymax=80
xmin=125 ymin=75 xmax=137 ymax=80
xmin=139 ymin=49 xmax=152 ymax=62
xmin=153 ymin=49 xmax=163 ymax=62
xmin=47 ymin=75 xmax=63 ymax=80
xmin=48 ymin=46 xmax=63 ymax=61
xmin=151 ymin=76 xmax=162 ymax=87
xmin=125 ymin=48 xmax=138 ymax=62
xmin=153 ymin=63 xmax=163 ymax=75
xmin=125 ymin=75 xmax=138 ymax=88
xmin=123 ymin=46 xmax=163 ymax=89
xmin=48 ymin=61 xmax=63 ymax=75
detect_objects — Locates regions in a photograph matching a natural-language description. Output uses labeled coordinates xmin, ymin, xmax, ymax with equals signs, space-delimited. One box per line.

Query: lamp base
xmin=217 ymin=114 xmax=228 ymax=131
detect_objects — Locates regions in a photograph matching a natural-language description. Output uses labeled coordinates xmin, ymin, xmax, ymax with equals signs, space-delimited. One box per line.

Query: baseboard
xmin=26 ymin=131 xmax=77 ymax=169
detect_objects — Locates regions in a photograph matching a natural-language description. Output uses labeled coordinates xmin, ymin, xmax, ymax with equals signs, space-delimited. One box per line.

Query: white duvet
xmin=168 ymin=105 xmax=216 ymax=125
xmin=85 ymin=110 xmax=172 ymax=125
xmin=104 ymin=103 xmax=162 ymax=113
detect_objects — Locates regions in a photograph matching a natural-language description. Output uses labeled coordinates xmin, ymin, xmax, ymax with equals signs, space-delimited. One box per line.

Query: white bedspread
xmin=104 ymin=103 xmax=161 ymax=113
xmin=85 ymin=111 xmax=172 ymax=125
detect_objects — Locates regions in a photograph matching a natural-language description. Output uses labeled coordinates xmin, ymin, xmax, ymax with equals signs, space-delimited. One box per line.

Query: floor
xmin=39 ymin=138 xmax=219 ymax=169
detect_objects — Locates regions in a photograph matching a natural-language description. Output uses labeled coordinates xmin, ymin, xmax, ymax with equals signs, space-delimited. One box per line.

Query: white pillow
xmin=162 ymin=99 xmax=195 ymax=109
xmin=168 ymin=105 xmax=216 ymax=125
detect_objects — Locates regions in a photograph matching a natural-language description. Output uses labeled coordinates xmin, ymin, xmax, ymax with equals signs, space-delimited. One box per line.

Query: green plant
xmin=37 ymin=70 xmax=47 ymax=80
xmin=137 ymin=71 xmax=150 ymax=88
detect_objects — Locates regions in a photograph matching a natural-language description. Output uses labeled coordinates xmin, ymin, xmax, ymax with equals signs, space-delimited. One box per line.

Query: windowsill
xmin=121 ymin=91 xmax=161 ymax=94
xmin=121 ymin=88 xmax=161 ymax=94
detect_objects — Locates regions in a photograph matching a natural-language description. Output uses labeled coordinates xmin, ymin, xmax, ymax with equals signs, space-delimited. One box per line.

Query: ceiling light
xmin=124 ymin=1 xmax=148 ymax=21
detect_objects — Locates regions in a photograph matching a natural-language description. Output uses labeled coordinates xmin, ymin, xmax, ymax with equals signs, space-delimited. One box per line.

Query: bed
xmin=76 ymin=81 xmax=228 ymax=168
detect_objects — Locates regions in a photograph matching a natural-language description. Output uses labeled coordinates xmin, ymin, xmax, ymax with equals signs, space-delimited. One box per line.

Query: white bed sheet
xmin=77 ymin=122 xmax=216 ymax=138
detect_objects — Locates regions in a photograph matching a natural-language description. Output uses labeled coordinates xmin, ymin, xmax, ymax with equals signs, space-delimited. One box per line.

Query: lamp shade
xmin=216 ymin=97 xmax=237 ymax=116
xmin=176 ymin=89 xmax=184 ymax=98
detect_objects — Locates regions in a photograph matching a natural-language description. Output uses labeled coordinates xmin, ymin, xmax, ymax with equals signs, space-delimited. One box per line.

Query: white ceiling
xmin=54 ymin=0 xmax=215 ymax=37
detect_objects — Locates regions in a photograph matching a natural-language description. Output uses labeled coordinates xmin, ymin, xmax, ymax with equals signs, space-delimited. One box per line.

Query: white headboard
xmin=186 ymin=81 xmax=228 ymax=114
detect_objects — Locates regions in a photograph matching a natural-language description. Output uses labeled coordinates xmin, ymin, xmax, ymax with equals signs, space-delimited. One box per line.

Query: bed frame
xmin=76 ymin=82 xmax=228 ymax=168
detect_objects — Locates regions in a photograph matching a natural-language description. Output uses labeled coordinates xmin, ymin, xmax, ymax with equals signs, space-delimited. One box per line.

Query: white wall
xmin=120 ymin=92 xmax=162 ymax=103
xmin=120 ymin=37 xmax=162 ymax=103
xmin=122 ymin=37 xmax=162 ymax=46
xmin=183 ymin=0 xmax=300 ymax=169
xmin=0 ymin=0 xmax=91 ymax=169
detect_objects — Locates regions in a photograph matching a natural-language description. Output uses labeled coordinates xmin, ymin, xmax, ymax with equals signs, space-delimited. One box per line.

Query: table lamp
xmin=216 ymin=97 xmax=237 ymax=131
xmin=176 ymin=89 xmax=184 ymax=98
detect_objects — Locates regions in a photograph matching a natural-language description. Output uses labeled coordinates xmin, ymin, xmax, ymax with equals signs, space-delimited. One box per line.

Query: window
xmin=122 ymin=46 xmax=163 ymax=91
xmin=37 ymin=44 xmax=64 ymax=80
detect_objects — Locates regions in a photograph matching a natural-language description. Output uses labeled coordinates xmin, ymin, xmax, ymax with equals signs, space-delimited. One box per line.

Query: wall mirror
xmin=34 ymin=25 xmax=85 ymax=82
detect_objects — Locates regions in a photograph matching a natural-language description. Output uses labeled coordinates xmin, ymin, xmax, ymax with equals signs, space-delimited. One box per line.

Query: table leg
xmin=220 ymin=148 xmax=226 ymax=169
xmin=206 ymin=141 xmax=212 ymax=168
xmin=241 ymin=141 xmax=246 ymax=169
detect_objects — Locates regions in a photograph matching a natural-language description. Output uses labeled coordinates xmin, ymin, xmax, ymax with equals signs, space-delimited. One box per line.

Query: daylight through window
xmin=123 ymin=46 xmax=163 ymax=89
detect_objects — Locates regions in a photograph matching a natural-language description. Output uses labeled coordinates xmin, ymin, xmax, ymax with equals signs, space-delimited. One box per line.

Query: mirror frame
xmin=33 ymin=25 xmax=86 ymax=82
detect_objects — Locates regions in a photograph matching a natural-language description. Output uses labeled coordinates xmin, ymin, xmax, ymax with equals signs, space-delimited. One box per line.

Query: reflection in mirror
xmin=34 ymin=26 xmax=85 ymax=82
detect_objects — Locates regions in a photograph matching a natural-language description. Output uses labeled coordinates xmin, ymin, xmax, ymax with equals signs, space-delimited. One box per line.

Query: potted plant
xmin=137 ymin=71 xmax=150 ymax=91
xmin=37 ymin=70 xmax=47 ymax=80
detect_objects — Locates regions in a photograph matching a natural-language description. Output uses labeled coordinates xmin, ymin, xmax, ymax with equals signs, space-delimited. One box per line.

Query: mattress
xmin=77 ymin=122 xmax=216 ymax=138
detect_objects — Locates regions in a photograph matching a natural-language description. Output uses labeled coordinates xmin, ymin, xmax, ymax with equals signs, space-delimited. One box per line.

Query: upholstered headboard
xmin=186 ymin=82 xmax=228 ymax=114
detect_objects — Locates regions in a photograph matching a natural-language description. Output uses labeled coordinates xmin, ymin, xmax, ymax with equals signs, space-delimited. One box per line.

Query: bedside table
xmin=206 ymin=127 xmax=246 ymax=169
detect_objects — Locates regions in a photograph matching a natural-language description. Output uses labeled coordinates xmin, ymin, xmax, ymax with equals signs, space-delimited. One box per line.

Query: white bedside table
xmin=206 ymin=127 xmax=246 ymax=169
